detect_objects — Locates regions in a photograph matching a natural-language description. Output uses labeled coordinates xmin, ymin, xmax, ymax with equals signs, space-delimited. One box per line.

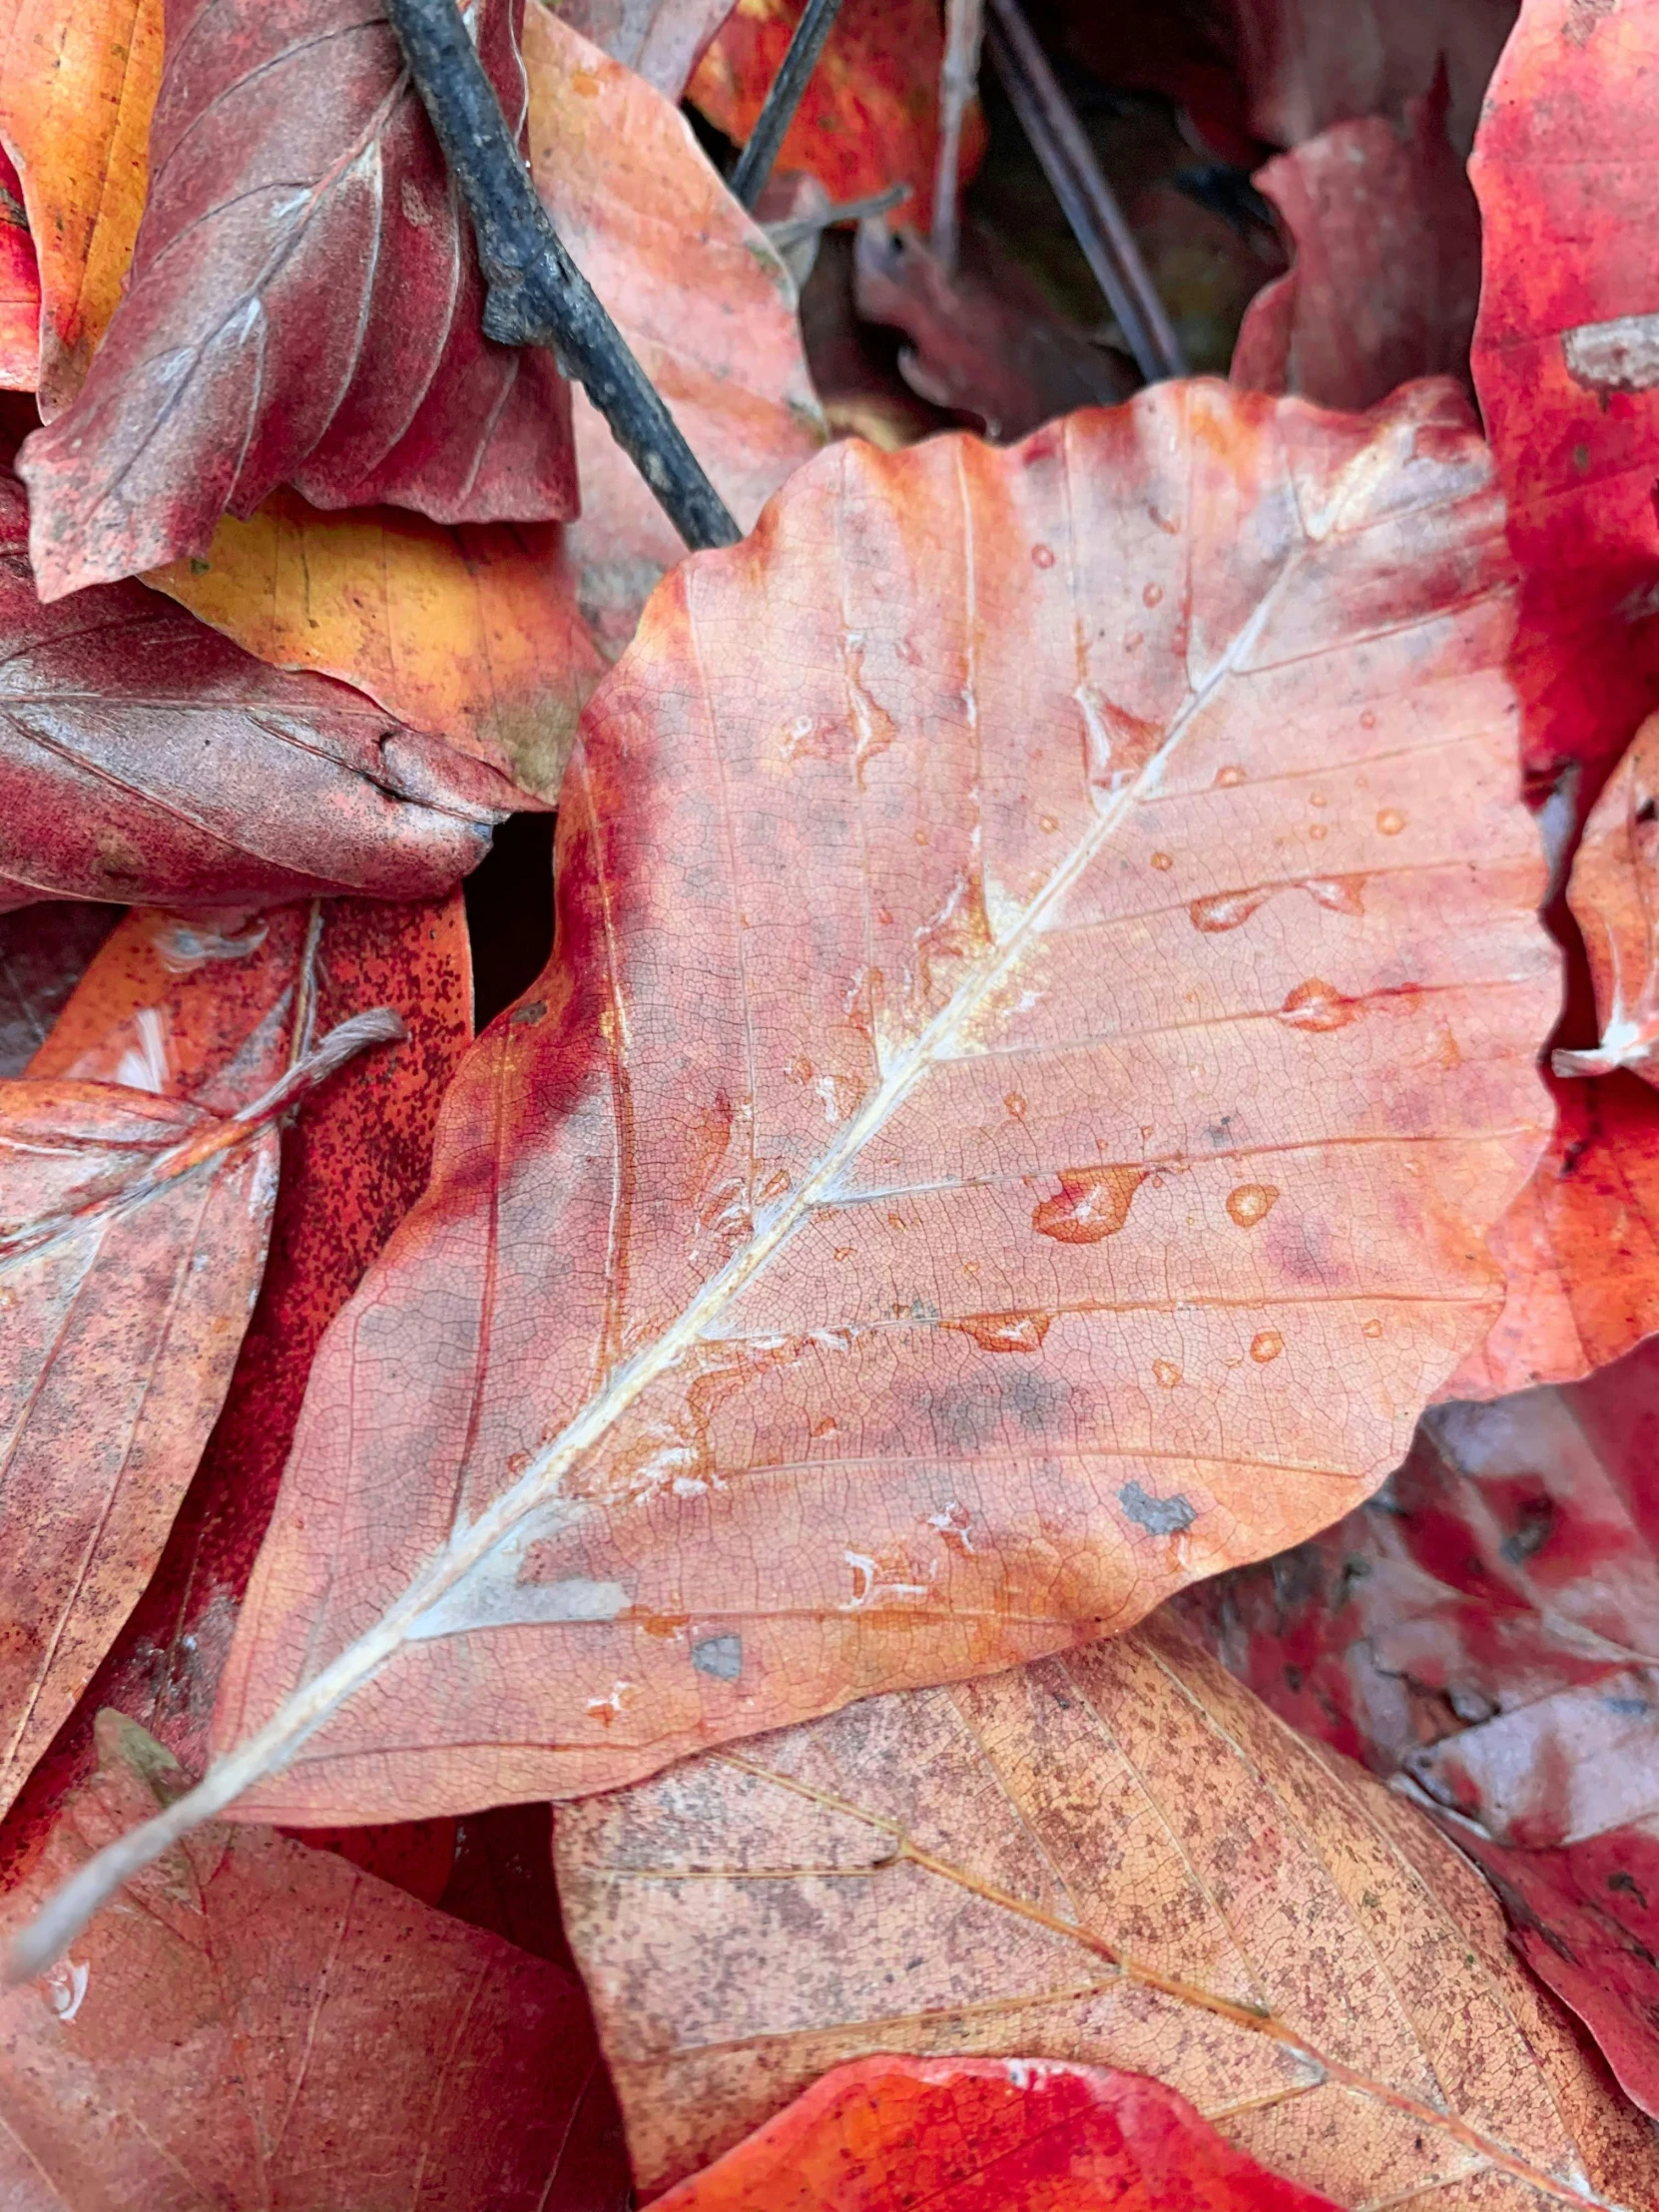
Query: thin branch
xmin=984 ymin=0 xmax=1186 ymax=383
xmin=931 ymin=0 xmax=984 ymax=275
xmin=728 ymin=0 xmax=845 ymax=211
xmin=385 ymin=0 xmax=740 ymax=551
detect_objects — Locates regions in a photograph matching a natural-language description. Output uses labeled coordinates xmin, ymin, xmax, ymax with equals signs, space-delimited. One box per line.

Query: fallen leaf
xmin=0 ymin=146 xmax=39 ymax=390
xmin=527 ymin=5 xmax=826 ymax=658
xmin=0 ymin=904 xmax=116 ymax=1076
xmin=0 ymin=464 xmax=509 ymax=912
xmin=0 ymin=0 xmax=160 ymax=409
xmin=549 ymin=0 xmax=735 ymax=97
xmin=1231 ymin=75 xmax=1480 ymax=414
xmin=0 ymin=903 xmax=402 ymax=1822
xmin=688 ymin=0 xmax=980 ymax=209
xmin=1469 ymin=0 xmax=1659 ymax=793
xmin=16 ymin=0 xmax=575 ymax=602
xmin=852 ymin=221 xmax=1132 ymax=442
xmin=552 ymin=1617 xmax=1659 ymax=2207
xmin=0 ymin=1710 xmax=629 ymax=2212
xmin=1172 ymin=1351 xmax=1659 ymax=2115
xmin=155 ymin=380 xmax=1562 ymax=1853
xmin=652 ymin=2055 xmax=1341 ymax=2212
xmin=148 ymin=488 xmax=603 ymax=805
xmin=1553 ymin=713 xmax=1659 ymax=1082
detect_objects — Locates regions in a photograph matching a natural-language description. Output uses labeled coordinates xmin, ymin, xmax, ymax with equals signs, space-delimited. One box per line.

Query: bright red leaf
xmin=16 ymin=0 xmax=575 ymax=602
xmin=652 ymin=2056 xmax=1341 ymax=2212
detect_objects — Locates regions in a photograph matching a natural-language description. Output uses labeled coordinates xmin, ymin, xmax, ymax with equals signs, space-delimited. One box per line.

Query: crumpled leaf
xmin=528 ymin=5 xmax=826 ymax=658
xmin=553 ymin=1617 xmax=1659 ymax=2208
xmin=0 ymin=1711 xmax=628 ymax=2212
xmin=0 ymin=905 xmax=116 ymax=1076
xmin=148 ymin=488 xmax=603 ymax=805
xmin=0 ymin=901 xmax=401 ymax=1822
xmin=1231 ymin=75 xmax=1480 ymax=414
xmin=1468 ymin=0 xmax=1659 ymax=794
xmin=0 ymin=464 xmax=508 ymax=912
xmin=688 ymin=0 xmax=979 ymax=209
xmin=0 ymin=0 xmax=160 ymax=409
xmin=146 ymin=379 xmax=1567 ymax=1853
xmin=1174 ymin=1348 xmax=1659 ymax=2116
xmin=548 ymin=0 xmax=734 ymax=98
xmin=17 ymin=0 xmax=575 ymax=602
xmin=652 ymin=2055 xmax=1341 ymax=2212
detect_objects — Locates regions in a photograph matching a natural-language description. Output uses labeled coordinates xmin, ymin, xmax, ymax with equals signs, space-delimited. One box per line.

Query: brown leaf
xmin=554 ymin=1617 xmax=1659 ymax=2208
xmin=0 ymin=1711 xmax=628 ymax=2211
xmin=145 ymin=382 xmax=1563 ymax=1856
xmin=0 ymin=905 xmax=398 ymax=1820
xmin=1231 ymin=77 xmax=1480 ymax=415
xmin=0 ymin=465 xmax=509 ymax=912
xmin=16 ymin=0 xmax=575 ymax=601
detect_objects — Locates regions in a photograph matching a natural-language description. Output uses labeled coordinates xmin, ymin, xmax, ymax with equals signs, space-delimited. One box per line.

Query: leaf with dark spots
xmin=0 ymin=465 xmax=508 ymax=911
xmin=0 ymin=903 xmax=399 ymax=1822
xmin=16 ymin=0 xmax=575 ymax=601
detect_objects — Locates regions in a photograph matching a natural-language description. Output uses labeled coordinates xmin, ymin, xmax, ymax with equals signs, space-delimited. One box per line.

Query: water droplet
xmin=1032 ymin=1164 xmax=1146 ymax=1243
xmin=1151 ymin=850 xmax=1174 ymax=871
xmin=1310 ymin=792 xmax=1328 ymax=808
xmin=1363 ymin=1318 xmax=1383 ymax=1339
xmin=1251 ymin=1330 xmax=1284 ymax=1363
xmin=1309 ymin=823 xmax=1329 ymax=840
xmin=1152 ymin=1358 xmax=1182 ymax=1388
xmin=1306 ymin=875 xmax=1366 ymax=916
xmin=952 ymin=1311 xmax=1052 ymax=1353
xmin=1215 ymin=765 xmax=1246 ymax=788
xmin=1361 ymin=710 xmax=1378 ymax=730
xmin=1377 ymin=809 xmax=1406 ymax=835
xmin=1190 ymin=886 xmax=1271 ymax=932
xmin=1227 ymin=1183 xmax=1280 ymax=1229
xmin=913 ymin=828 xmax=929 ymax=845
xmin=1279 ymin=977 xmax=1357 ymax=1031
xmin=1143 ymin=581 xmax=1164 ymax=607
xmin=1038 ymin=813 xmax=1059 ymax=832
xmin=1004 ymin=1090 xmax=1028 ymax=1119
xmin=1031 ymin=543 xmax=1056 ymax=568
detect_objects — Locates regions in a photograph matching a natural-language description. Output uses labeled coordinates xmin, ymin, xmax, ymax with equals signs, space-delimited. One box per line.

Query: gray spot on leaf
xmin=1118 ymin=1481 xmax=1196 ymax=1536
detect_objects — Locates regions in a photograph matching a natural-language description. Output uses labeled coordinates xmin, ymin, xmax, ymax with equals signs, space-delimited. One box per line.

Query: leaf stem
xmin=728 ymin=0 xmax=845 ymax=211
xmin=384 ymin=0 xmax=740 ymax=551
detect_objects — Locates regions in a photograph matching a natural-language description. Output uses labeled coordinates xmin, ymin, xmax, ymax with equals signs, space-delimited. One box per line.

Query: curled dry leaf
xmin=654 ymin=2054 xmax=1341 ymax=2212
xmin=16 ymin=0 xmax=575 ymax=602
xmin=1469 ymin=0 xmax=1659 ymax=793
xmin=548 ymin=0 xmax=736 ymax=99
xmin=688 ymin=0 xmax=979 ymax=209
xmin=0 ymin=0 xmax=161 ymax=409
xmin=554 ymin=1618 xmax=1659 ymax=2208
xmin=148 ymin=489 xmax=603 ymax=806
xmin=0 ymin=466 xmax=509 ymax=912
xmin=0 ymin=905 xmax=116 ymax=1076
xmin=1554 ymin=713 xmax=1659 ymax=1082
xmin=1231 ymin=76 xmax=1480 ymax=415
xmin=104 ymin=377 xmax=1563 ymax=1860
xmin=0 ymin=1711 xmax=628 ymax=2212
xmin=527 ymin=6 xmax=826 ymax=659
xmin=0 ymin=903 xmax=401 ymax=1822
xmin=1173 ymin=1347 xmax=1659 ymax=2116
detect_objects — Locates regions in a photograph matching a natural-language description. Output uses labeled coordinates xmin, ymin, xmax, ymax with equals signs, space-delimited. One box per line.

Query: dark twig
xmin=985 ymin=0 xmax=1185 ymax=383
xmin=385 ymin=0 xmax=740 ymax=550
xmin=931 ymin=0 xmax=984 ymax=275
xmin=728 ymin=0 xmax=845 ymax=211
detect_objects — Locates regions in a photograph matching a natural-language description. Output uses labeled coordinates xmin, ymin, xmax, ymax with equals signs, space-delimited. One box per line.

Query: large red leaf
xmin=0 ymin=1710 xmax=626 ymax=2211
xmin=1230 ymin=77 xmax=1480 ymax=415
xmin=0 ymin=903 xmax=402 ymax=1821
xmin=81 ymin=375 xmax=1573 ymax=1863
xmin=1468 ymin=0 xmax=1659 ymax=795
xmin=16 ymin=0 xmax=575 ymax=601
xmin=554 ymin=1618 xmax=1659 ymax=2208
xmin=652 ymin=2056 xmax=1339 ymax=2212
xmin=1173 ymin=1342 xmax=1659 ymax=2116
xmin=0 ymin=466 xmax=509 ymax=911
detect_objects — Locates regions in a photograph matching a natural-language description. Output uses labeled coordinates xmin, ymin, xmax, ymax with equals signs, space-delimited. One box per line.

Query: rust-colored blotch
xmin=1033 ymin=1165 xmax=1147 ymax=1243
xmin=1227 ymin=1183 xmax=1280 ymax=1229
xmin=1377 ymin=809 xmax=1406 ymax=835
xmin=1279 ymin=977 xmax=1358 ymax=1032
xmin=1189 ymin=886 xmax=1270 ymax=933
xmin=952 ymin=1311 xmax=1052 ymax=1354
xmin=1250 ymin=1330 xmax=1284 ymax=1363
xmin=1152 ymin=1358 xmax=1182 ymax=1387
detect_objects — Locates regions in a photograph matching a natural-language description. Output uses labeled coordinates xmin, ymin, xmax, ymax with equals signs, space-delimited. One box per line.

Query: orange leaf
xmin=0 ymin=905 xmax=399 ymax=1819
xmin=0 ymin=0 xmax=160 ymax=409
xmin=554 ymin=1620 xmax=1659 ymax=2209
xmin=688 ymin=0 xmax=982 ymax=211
xmin=653 ymin=2055 xmax=1340 ymax=2212
xmin=0 ymin=1710 xmax=629 ymax=2210
xmin=97 ymin=379 xmax=1568 ymax=1859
